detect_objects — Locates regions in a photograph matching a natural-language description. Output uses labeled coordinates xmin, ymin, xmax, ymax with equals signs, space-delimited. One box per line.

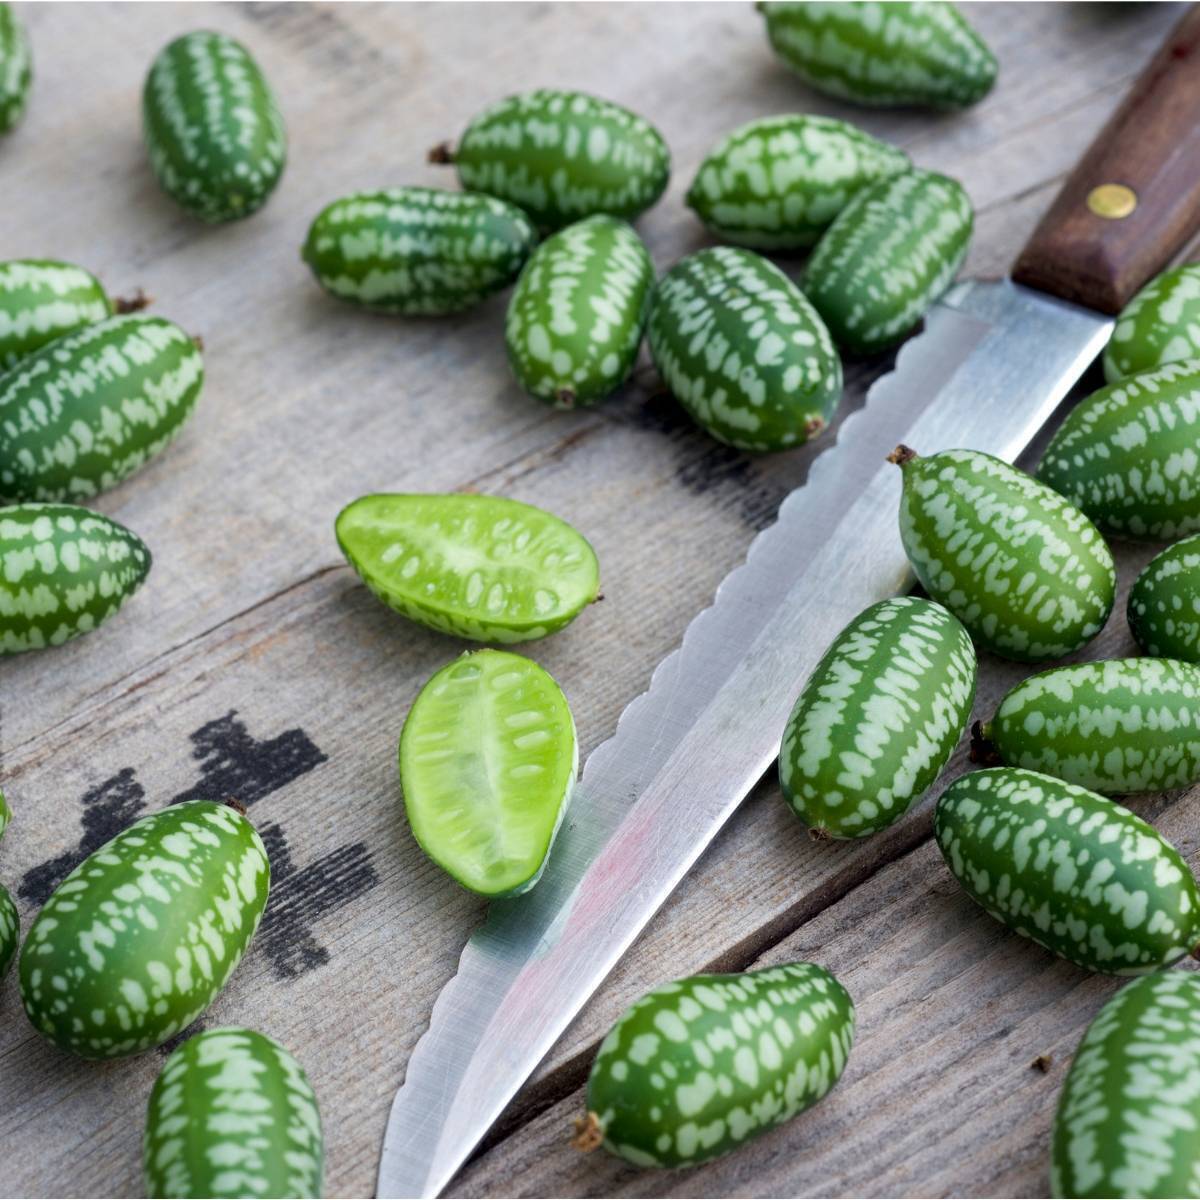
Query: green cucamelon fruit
xmin=20 ymin=800 xmax=269 ymax=1058
xmin=0 ymin=882 xmax=17 ymax=980
xmin=581 ymin=962 xmax=854 ymax=1169
xmin=1103 ymin=264 xmax=1200 ymax=384
xmin=804 ymin=169 xmax=973 ymax=356
xmin=780 ymin=597 xmax=976 ymax=838
xmin=435 ymin=88 xmax=670 ymax=231
xmin=0 ymin=313 xmax=204 ymax=502
xmin=1052 ymin=972 xmax=1200 ymax=1199
xmin=144 ymin=1028 xmax=323 ymax=1199
xmin=401 ymin=650 xmax=577 ymax=897
xmin=143 ymin=31 xmax=286 ymax=223
xmin=976 ymin=658 xmax=1200 ymax=794
xmin=0 ymin=503 xmax=151 ymax=654
xmin=935 ymin=767 xmax=1200 ymax=975
xmin=301 ymin=187 xmax=537 ymax=316
xmin=648 ymin=246 xmax=842 ymax=451
xmin=1128 ymin=534 xmax=1200 ymax=662
xmin=759 ymin=1 xmax=998 ymax=110
xmin=0 ymin=787 xmax=10 ymax=840
xmin=336 ymin=492 xmax=600 ymax=643
xmin=506 ymin=215 xmax=653 ymax=409
xmin=685 ymin=114 xmax=910 ymax=252
xmin=893 ymin=446 xmax=1116 ymax=662
xmin=0 ymin=2 xmax=31 ymax=135
xmin=1038 ymin=359 xmax=1200 ymax=541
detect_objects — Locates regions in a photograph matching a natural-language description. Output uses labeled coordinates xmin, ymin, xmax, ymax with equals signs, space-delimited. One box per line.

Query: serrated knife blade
xmin=375 ymin=279 xmax=1112 ymax=1199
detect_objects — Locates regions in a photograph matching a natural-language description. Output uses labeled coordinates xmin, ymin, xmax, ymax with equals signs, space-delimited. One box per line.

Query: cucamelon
xmin=759 ymin=1 xmax=998 ymax=110
xmin=301 ymin=187 xmax=537 ymax=316
xmin=685 ymin=114 xmax=910 ymax=252
xmin=0 ymin=2 xmax=31 ymax=135
xmin=0 ymin=313 xmax=204 ymax=502
xmin=0 ymin=882 xmax=16 ymax=980
xmin=648 ymin=246 xmax=842 ymax=451
xmin=580 ymin=962 xmax=854 ymax=1168
xmin=1052 ymin=972 xmax=1200 ymax=1199
xmin=0 ymin=787 xmax=9 ymax=840
xmin=780 ymin=597 xmax=976 ymax=838
xmin=1103 ymin=264 xmax=1200 ymax=384
xmin=144 ymin=1028 xmax=323 ymax=1199
xmin=143 ymin=30 xmax=286 ymax=223
xmin=935 ymin=767 xmax=1200 ymax=975
xmin=975 ymin=658 xmax=1200 ymax=794
xmin=1038 ymin=359 xmax=1200 ymax=541
xmin=434 ymin=88 xmax=670 ymax=231
xmin=19 ymin=800 xmax=269 ymax=1058
xmin=804 ymin=169 xmax=973 ymax=355
xmin=505 ymin=215 xmax=653 ymax=408
xmin=0 ymin=503 xmax=151 ymax=655
xmin=892 ymin=446 xmax=1116 ymax=662
xmin=1128 ymin=534 xmax=1200 ymax=662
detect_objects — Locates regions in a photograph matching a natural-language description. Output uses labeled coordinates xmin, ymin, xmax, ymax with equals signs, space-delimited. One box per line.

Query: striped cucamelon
xmin=685 ymin=115 xmax=910 ymax=252
xmin=144 ymin=1028 xmax=323 ymax=1199
xmin=0 ymin=2 xmax=31 ymax=135
xmin=19 ymin=800 xmax=269 ymax=1058
xmin=976 ymin=658 xmax=1200 ymax=794
xmin=1103 ymin=264 xmax=1200 ymax=384
xmin=581 ymin=962 xmax=854 ymax=1169
xmin=505 ymin=215 xmax=653 ymax=409
xmin=301 ymin=187 xmax=537 ymax=316
xmin=779 ymin=597 xmax=976 ymax=838
xmin=143 ymin=31 xmax=286 ymax=223
xmin=0 ymin=882 xmax=17 ymax=980
xmin=1038 ymin=359 xmax=1200 ymax=541
xmin=935 ymin=767 xmax=1200 ymax=975
xmin=893 ymin=447 xmax=1116 ymax=662
xmin=0 ymin=503 xmax=151 ymax=654
xmin=648 ymin=246 xmax=842 ymax=451
xmin=1052 ymin=972 xmax=1200 ymax=1199
xmin=0 ymin=787 xmax=9 ymax=840
xmin=759 ymin=1 xmax=998 ymax=110
xmin=0 ymin=313 xmax=204 ymax=502
xmin=804 ymin=169 xmax=973 ymax=355
xmin=435 ymin=88 xmax=670 ymax=231
xmin=1128 ymin=534 xmax=1200 ymax=662
xmin=336 ymin=492 xmax=600 ymax=643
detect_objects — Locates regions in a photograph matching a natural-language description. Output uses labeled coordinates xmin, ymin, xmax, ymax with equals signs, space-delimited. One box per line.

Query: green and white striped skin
xmin=143 ymin=31 xmax=286 ymax=223
xmin=0 ymin=313 xmax=204 ymax=503
xmin=0 ymin=787 xmax=10 ymax=840
xmin=144 ymin=1028 xmax=323 ymax=1199
xmin=505 ymin=215 xmax=653 ymax=409
xmin=1052 ymin=972 xmax=1200 ymax=1199
xmin=935 ymin=767 xmax=1200 ymax=975
xmin=0 ymin=260 xmax=116 ymax=371
xmin=894 ymin=447 xmax=1116 ymax=662
xmin=1129 ymin=535 xmax=1200 ymax=662
xmin=0 ymin=882 xmax=17 ymax=980
xmin=585 ymin=963 xmax=855 ymax=1169
xmin=759 ymin=1 xmax=997 ymax=110
xmin=780 ymin=597 xmax=975 ymax=838
xmin=336 ymin=493 xmax=600 ymax=643
xmin=647 ymin=247 xmax=842 ymax=452
xmin=0 ymin=3 xmax=31 ymax=135
xmin=400 ymin=650 xmax=577 ymax=897
xmin=19 ymin=800 xmax=269 ymax=1059
xmin=686 ymin=115 xmax=910 ymax=252
xmin=441 ymin=88 xmax=670 ymax=231
xmin=804 ymin=169 xmax=973 ymax=356
xmin=1103 ymin=264 xmax=1200 ymax=384
xmin=301 ymin=187 xmax=537 ymax=316
xmin=1038 ymin=359 xmax=1200 ymax=542
xmin=979 ymin=659 xmax=1200 ymax=795
xmin=0 ymin=503 xmax=151 ymax=655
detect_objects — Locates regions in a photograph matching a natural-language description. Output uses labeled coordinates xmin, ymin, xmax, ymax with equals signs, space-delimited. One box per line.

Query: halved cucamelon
xmin=1128 ymin=534 xmax=1200 ymax=661
xmin=1103 ymin=264 xmax=1200 ymax=384
xmin=400 ymin=649 xmax=576 ymax=897
xmin=0 ymin=2 xmax=31 ymax=135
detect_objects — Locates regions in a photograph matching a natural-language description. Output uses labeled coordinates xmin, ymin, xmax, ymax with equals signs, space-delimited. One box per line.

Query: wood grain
xmin=0 ymin=3 xmax=1191 ymax=1198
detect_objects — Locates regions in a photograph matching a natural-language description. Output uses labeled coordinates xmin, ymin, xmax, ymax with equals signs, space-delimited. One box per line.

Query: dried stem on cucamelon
xmin=571 ymin=1112 xmax=603 ymax=1153
xmin=113 ymin=289 xmax=151 ymax=314
xmin=887 ymin=443 xmax=918 ymax=467
xmin=427 ymin=142 xmax=455 ymax=164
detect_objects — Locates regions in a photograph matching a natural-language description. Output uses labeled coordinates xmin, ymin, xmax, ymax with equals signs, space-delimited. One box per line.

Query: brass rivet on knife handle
xmin=1011 ymin=6 xmax=1200 ymax=315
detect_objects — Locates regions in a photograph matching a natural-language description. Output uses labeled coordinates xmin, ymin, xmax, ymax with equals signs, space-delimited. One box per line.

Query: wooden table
xmin=2 ymin=3 xmax=1195 ymax=1196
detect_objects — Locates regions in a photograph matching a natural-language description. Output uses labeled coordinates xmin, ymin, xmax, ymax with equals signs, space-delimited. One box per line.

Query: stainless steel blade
xmin=377 ymin=280 xmax=1112 ymax=1200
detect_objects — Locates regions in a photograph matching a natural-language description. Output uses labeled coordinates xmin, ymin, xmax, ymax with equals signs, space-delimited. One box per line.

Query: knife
xmin=378 ymin=10 xmax=1200 ymax=1197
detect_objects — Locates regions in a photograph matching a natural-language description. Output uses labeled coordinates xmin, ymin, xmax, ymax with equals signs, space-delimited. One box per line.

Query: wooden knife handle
xmin=1012 ymin=6 xmax=1200 ymax=314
